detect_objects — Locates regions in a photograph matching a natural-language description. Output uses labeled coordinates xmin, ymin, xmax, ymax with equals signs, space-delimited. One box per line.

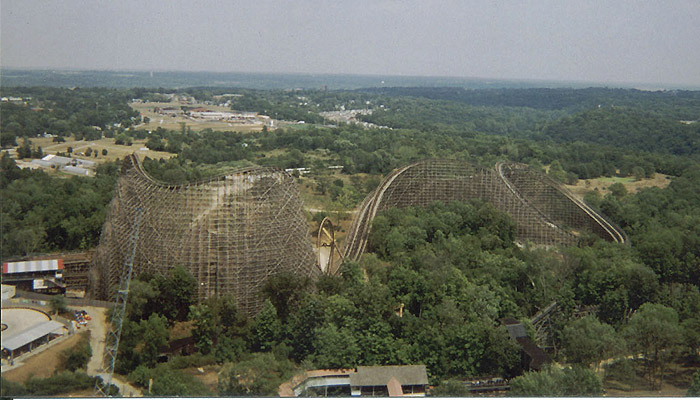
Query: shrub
xmin=604 ymin=359 xmax=636 ymax=383
xmin=509 ymin=366 xmax=603 ymax=396
xmin=432 ymin=380 xmax=470 ymax=397
xmin=61 ymin=332 xmax=92 ymax=371
xmin=24 ymin=371 xmax=96 ymax=396
xmin=218 ymin=352 xmax=297 ymax=396
xmin=688 ymin=370 xmax=700 ymax=397
xmin=129 ymin=364 xmax=211 ymax=396
xmin=1 ymin=377 xmax=27 ymax=397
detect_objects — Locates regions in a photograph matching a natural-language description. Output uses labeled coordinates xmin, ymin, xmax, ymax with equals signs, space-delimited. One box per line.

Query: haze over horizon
xmin=2 ymin=0 xmax=700 ymax=88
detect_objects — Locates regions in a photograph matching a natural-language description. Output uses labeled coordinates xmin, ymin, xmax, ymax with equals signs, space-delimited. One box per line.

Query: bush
xmin=128 ymin=364 xmax=211 ymax=396
xmin=509 ymin=366 xmax=603 ymax=396
xmin=23 ymin=371 xmax=96 ymax=396
xmin=688 ymin=370 xmax=700 ymax=397
xmin=1 ymin=377 xmax=27 ymax=397
xmin=218 ymin=352 xmax=297 ymax=396
xmin=432 ymin=380 xmax=470 ymax=397
xmin=312 ymin=211 xmax=329 ymax=224
xmin=115 ymin=134 xmax=133 ymax=146
xmin=61 ymin=332 xmax=92 ymax=371
xmin=604 ymin=359 xmax=636 ymax=383
xmin=50 ymin=295 xmax=68 ymax=315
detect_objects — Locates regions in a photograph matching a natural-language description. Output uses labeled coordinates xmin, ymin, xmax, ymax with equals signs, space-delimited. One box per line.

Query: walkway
xmin=84 ymin=306 xmax=141 ymax=397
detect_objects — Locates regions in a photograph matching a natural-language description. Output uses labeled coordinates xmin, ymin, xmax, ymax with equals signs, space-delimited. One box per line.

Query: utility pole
xmin=95 ymin=208 xmax=143 ymax=397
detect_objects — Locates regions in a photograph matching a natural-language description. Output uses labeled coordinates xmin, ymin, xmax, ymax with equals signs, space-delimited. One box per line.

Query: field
xmin=603 ymin=359 xmax=697 ymax=397
xmin=565 ymin=173 xmax=672 ymax=199
xmin=28 ymin=136 xmax=176 ymax=165
xmin=129 ymin=102 xmax=265 ymax=133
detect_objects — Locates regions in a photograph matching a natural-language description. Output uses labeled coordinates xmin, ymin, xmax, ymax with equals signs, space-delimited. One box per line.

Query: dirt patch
xmin=2 ymin=332 xmax=84 ymax=383
xmin=184 ymin=365 xmax=222 ymax=395
xmin=170 ymin=320 xmax=193 ymax=341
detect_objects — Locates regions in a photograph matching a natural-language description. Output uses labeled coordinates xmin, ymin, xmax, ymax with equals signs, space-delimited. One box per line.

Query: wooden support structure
xmin=92 ymin=154 xmax=319 ymax=316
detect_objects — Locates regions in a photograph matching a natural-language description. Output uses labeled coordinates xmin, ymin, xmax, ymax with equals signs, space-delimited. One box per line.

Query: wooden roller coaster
xmin=340 ymin=159 xmax=627 ymax=269
xmin=92 ymin=154 xmax=320 ymax=316
xmin=93 ymin=156 xmax=625 ymax=315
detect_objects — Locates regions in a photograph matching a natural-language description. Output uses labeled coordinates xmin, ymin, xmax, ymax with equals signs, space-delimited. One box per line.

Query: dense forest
xmin=1 ymin=85 xmax=699 ymax=396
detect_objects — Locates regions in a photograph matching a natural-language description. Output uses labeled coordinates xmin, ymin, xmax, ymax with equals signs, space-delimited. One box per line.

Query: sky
xmin=2 ymin=0 xmax=700 ymax=87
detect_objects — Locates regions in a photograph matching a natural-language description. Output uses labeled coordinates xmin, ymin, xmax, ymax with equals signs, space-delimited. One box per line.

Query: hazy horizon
xmin=2 ymin=1 xmax=700 ymax=88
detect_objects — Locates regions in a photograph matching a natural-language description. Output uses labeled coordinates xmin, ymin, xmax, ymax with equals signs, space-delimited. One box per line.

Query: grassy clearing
xmin=565 ymin=173 xmax=672 ymax=198
xmin=29 ymin=136 xmax=176 ymax=164
xmin=603 ymin=359 xmax=696 ymax=397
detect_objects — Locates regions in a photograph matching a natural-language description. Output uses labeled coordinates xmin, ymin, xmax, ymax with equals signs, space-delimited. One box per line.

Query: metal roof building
xmin=350 ymin=365 xmax=428 ymax=397
xmin=63 ymin=165 xmax=92 ymax=176
xmin=1 ymin=320 xmax=65 ymax=351
xmin=3 ymin=259 xmax=64 ymax=274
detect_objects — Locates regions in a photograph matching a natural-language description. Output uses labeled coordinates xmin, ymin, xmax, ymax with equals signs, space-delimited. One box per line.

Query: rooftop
xmin=350 ymin=365 xmax=428 ymax=387
xmin=1 ymin=320 xmax=64 ymax=351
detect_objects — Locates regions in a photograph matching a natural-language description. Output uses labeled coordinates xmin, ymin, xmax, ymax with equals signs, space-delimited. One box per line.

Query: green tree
xmin=632 ymin=166 xmax=646 ymax=181
xmin=687 ymin=370 xmax=700 ymax=397
xmin=249 ymin=300 xmax=282 ymax=352
xmin=608 ymin=182 xmax=627 ymax=198
xmin=131 ymin=364 xmax=211 ymax=396
xmin=548 ymin=160 xmax=567 ymax=182
xmin=262 ymin=272 xmax=311 ymax=322
xmin=125 ymin=279 xmax=159 ymax=322
xmin=189 ymin=302 xmax=218 ymax=354
xmin=312 ymin=323 xmax=361 ymax=368
xmin=1 ymin=376 xmax=27 ymax=397
xmin=151 ymin=265 xmax=197 ymax=321
xmin=17 ymin=137 xmax=33 ymax=159
xmin=146 ymin=136 xmax=165 ymax=151
xmin=509 ymin=365 xmax=603 ymax=396
xmin=562 ymin=315 xmax=620 ymax=368
xmin=61 ymin=332 xmax=92 ymax=371
xmin=0 ymin=151 xmax=21 ymax=187
xmin=680 ymin=318 xmax=700 ymax=361
xmin=139 ymin=313 xmax=169 ymax=367
xmin=623 ymin=303 xmax=683 ymax=389
xmin=50 ymin=295 xmax=68 ymax=315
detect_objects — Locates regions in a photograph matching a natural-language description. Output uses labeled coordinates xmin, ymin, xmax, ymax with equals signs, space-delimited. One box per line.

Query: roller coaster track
xmin=340 ymin=160 xmax=627 ymax=268
xmin=496 ymin=162 xmax=627 ymax=245
xmin=343 ymin=163 xmax=415 ymax=262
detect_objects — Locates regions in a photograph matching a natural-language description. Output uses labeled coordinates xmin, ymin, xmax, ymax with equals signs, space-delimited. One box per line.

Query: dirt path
xmin=84 ymin=306 xmax=141 ymax=397
xmin=84 ymin=306 xmax=107 ymax=376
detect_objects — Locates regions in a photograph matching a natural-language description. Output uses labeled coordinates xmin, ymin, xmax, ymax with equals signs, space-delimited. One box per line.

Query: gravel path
xmin=84 ymin=306 xmax=141 ymax=397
